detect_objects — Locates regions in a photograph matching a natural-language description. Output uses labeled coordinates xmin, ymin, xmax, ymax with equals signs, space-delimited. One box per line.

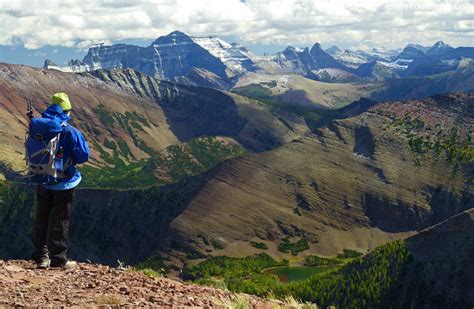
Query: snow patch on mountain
xmin=42 ymin=31 xmax=474 ymax=85
xmin=333 ymin=50 xmax=367 ymax=68
xmin=191 ymin=37 xmax=257 ymax=75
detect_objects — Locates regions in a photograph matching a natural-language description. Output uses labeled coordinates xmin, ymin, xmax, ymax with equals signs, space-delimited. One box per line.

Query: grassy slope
xmin=81 ymin=136 xmax=246 ymax=189
xmin=232 ymin=73 xmax=378 ymax=109
xmin=0 ymin=63 xmax=178 ymax=172
xmin=228 ymin=92 xmax=310 ymax=152
xmin=167 ymin=94 xmax=472 ymax=262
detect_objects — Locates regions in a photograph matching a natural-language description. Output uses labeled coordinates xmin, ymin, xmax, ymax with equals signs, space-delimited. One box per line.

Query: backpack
xmin=25 ymin=117 xmax=71 ymax=184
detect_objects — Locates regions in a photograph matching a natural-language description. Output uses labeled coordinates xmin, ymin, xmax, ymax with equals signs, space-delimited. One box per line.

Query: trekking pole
xmin=26 ymin=99 xmax=33 ymax=122
xmin=24 ymin=99 xmax=34 ymax=170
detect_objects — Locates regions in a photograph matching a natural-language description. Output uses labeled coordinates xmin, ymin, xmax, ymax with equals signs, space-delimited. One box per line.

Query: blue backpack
xmin=25 ymin=117 xmax=71 ymax=184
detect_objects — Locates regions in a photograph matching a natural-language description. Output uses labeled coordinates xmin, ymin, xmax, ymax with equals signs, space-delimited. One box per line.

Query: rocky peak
xmin=310 ymin=42 xmax=348 ymax=70
xmin=433 ymin=40 xmax=448 ymax=48
xmin=310 ymin=42 xmax=323 ymax=53
xmin=43 ymin=30 xmax=260 ymax=84
xmin=333 ymin=49 xmax=368 ymax=69
xmin=326 ymin=45 xmax=343 ymax=56
xmin=283 ymin=45 xmax=299 ymax=52
xmin=280 ymin=46 xmax=301 ymax=59
xmin=426 ymin=40 xmax=454 ymax=55
xmin=301 ymin=46 xmax=311 ymax=54
xmin=152 ymin=30 xmax=193 ymax=45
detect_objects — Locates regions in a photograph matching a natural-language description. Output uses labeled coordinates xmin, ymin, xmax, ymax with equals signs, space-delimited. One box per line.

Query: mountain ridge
xmin=43 ymin=31 xmax=474 ymax=87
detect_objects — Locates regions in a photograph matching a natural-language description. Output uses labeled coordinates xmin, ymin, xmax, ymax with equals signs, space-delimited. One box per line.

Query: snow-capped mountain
xmin=45 ymin=32 xmax=360 ymax=85
xmin=43 ymin=32 xmax=474 ymax=86
xmin=359 ymin=60 xmax=405 ymax=80
xmin=44 ymin=31 xmax=256 ymax=82
xmin=333 ymin=49 xmax=367 ymax=68
xmin=389 ymin=46 xmax=426 ymax=69
xmin=190 ymin=37 xmax=257 ymax=77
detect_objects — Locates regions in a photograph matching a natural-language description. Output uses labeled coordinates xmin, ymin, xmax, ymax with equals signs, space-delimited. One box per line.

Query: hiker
xmin=28 ymin=93 xmax=90 ymax=269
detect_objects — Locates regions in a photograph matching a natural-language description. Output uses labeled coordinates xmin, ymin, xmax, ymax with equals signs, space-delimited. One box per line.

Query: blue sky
xmin=1 ymin=0 xmax=473 ymax=67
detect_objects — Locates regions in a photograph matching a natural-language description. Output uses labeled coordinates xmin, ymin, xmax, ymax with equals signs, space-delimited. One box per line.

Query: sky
xmin=1 ymin=0 xmax=473 ymax=67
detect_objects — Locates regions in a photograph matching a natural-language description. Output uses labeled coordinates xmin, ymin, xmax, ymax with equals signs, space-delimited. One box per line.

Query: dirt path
xmin=0 ymin=260 xmax=272 ymax=308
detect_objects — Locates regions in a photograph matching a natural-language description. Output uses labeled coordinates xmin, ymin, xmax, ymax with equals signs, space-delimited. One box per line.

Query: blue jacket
xmin=41 ymin=104 xmax=90 ymax=190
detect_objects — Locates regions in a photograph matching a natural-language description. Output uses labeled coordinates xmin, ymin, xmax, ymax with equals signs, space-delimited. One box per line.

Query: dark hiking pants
xmin=32 ymin=186 xmax=75 ymax=266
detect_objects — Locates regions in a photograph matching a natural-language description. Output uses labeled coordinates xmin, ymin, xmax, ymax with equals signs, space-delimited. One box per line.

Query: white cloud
xmin=0 ymin=0 xmax=473 ymax=50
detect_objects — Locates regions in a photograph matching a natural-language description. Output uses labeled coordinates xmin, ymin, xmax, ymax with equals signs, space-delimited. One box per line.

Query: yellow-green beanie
xmin=51 ymin=93 xmax=72 ymax=111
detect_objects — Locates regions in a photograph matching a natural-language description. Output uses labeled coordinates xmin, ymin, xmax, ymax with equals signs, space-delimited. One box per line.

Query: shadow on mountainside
xmin=87 ymin=69 xmax=247 ymax=142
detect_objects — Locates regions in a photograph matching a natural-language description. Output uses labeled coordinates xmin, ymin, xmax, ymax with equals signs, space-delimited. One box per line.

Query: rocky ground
xmin=0 ymin=260 xmax=273 ymax=308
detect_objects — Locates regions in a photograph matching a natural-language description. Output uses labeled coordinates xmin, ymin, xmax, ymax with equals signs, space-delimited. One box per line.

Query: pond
xmin=265 ymin=266 xmax=336 ymax=282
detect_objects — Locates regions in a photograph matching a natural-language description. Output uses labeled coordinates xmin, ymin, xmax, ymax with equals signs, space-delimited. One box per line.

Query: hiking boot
xmin=36 ymin=259 xmax=50 ymax=269
xmin=62 ymin=260 xmax=77 ymax=269
xmin=51 ymin=260 xmax=77 ymax=269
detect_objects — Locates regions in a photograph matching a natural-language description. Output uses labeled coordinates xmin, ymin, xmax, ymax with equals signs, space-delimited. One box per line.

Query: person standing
xmin=31 ymin=93 xmax=90 ymax=269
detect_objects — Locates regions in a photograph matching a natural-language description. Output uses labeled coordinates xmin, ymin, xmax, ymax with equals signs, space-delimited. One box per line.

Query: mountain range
xmin=44 ymin=31 xmax=474 ymax=88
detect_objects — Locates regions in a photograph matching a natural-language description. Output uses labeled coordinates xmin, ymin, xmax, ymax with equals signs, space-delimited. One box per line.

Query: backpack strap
xmin=28 ymin=135 xmax=60 ymax=159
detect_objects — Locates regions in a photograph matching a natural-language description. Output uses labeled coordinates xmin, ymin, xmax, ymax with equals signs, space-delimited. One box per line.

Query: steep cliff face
xmin=150 ymin=31 xmax=228 ymax=79
xmin=71 ymin=173 xmax=213 ymax=264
